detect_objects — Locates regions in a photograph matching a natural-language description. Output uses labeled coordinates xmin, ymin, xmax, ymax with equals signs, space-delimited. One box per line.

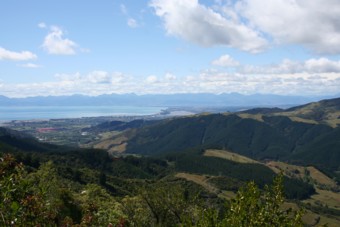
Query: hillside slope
xmin=101 ymin=98 xmax=340 ymax=172
xmin=277 ymin=97 xmax=340 ymax=127
xmin=0 ymin=127 xmax=63 ymax=153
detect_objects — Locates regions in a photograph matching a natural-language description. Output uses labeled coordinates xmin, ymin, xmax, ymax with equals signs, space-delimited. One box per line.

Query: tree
xmin=0 ymin=154 xmax=55 ymax=226
xmin=122 ymin=182 xmax=201 ymax=226
xmin=193 ymin=174 xmax=304 ymax=227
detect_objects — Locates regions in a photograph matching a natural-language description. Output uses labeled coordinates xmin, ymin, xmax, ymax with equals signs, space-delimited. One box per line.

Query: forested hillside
xmin=1 ymin=97 xmax=340 ymax=225
xmin=107 ymin=114 xmax=340 ymax=171
xmin=1 ymin=125 xmax=339 ymax=225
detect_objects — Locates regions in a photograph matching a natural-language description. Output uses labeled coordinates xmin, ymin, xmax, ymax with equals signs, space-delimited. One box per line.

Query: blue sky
xmin=0 ymin=0 xmax=340 ymax=97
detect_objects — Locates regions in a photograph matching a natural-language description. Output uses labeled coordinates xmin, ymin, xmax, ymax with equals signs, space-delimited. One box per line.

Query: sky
xmin=0 ymin=0 xmax=340 ymax=98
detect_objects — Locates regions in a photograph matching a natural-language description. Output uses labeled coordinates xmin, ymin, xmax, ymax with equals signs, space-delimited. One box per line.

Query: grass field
xmin=304 ymin=188 xmax=340 ymax=210
xmin=203 ymin=149 xmax=338 ymax=191
xmin=204 ymin=149 xmax=260 ymax=164
xmin=266 ymin=161 xmax=338 ymax=189
xmin=287 ymin=116 xmax=318 ymax=124
xmin=302 ymin=208 xmax=340 ymax=227
xmin=175 ymin=172 xmax=219 ymax=193
xmin=175 ymin=172 xmax=235 ymax=199
xmin=94 ymin=135 xmax=128 ymax=153
xmin=237 ymin=113 xmax=264 ymax=122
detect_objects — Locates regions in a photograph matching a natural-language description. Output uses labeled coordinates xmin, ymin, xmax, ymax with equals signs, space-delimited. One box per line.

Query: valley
xmin=1 ymin=97 xmax=340 ymax=226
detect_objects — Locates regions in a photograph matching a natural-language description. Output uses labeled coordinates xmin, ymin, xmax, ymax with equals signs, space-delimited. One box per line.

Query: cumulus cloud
xmin=240 ymin=58 xmax=340 ymax=74
xmin=0 ymin=71 xmax=132 ymax=97
xmin=19 ymin=63 xmax=42 ymax=68
xmin=304 ymin=58 xmax=340 ymax=73
xmin=150 ymin=0 xmax=340 ymax=54
xmin=191 ymin=71 xmax=340 ymax=96
xmin=42 ymin=26 xmax=77 ymax=55
xmin=2 ymin=69 xmax=340 ymax=97
xmin=212 ymin=54 xmax=239 ymax=67
xmin=236 ymin=0 xmax=340 ymax=54
xmin=146 ymin=75 xmax=158 ymax=83
xmin=54 ymin=72 xmax=82 ymax=82
xmin=2 ymin=57 xmax=340 ymax=97
xmin=0 ymin=47 xmax=37 ymax=61
xmin=87 ymin=71 xmax=112 ymax=84
xmin=165 ymin=73 xmax=177 ymax=80
xmin=55 ymin=71 xmax=126 ymax=85
xmin=150 ymin=0 xmax=267 ymax=53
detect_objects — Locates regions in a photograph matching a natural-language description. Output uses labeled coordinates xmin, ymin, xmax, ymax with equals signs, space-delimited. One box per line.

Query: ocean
xmin=0 ymin=106 xmax=164 ymax=121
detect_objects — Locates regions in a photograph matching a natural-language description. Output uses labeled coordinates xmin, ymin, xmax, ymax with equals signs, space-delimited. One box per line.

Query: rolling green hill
xmin=276 ymin=97 xmax=340 ymax=127
xmin=99 ymin=98 xmax=340 ymax=175
xmin=0 ymin=127 xmax=63 ymax=153
xmin=107 ymin=114 xmax=339 ymax=170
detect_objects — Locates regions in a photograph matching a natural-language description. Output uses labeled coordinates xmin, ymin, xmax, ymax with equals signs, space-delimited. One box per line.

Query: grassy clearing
xmin=204 ymin=149 xmax=259 ymax=164
xmin=204 ymin=150 xmax=337 ymax=190
xmin=266 ymin=161 xmax=338 ymax=189
xmin=175 ymin=172 xmax=219 ymax=194
xmin=273 ymin=103 xmax=340 ymax=128
xmin=237 ymin=113 xmax=264 ymax=122
xmin=287 ymin=116 xmax=318 ymax=124
xmin=175 ymin=172 xmax=236 ymax=200
xmin=302 ymin=209 xmax=340 ymax=227
xmin=94 ymin=135 xmax=128 ymax=152
xmin=108 ymin=142 xmax=127 ymax=154
xmin=325 ymin=118 xmax=340 ymax=128
xmin=307 ymin=167 xmax=338 ymax=187
xmin=304 ymin=188 xmax=340 ymax=210
xmin=98 ymin=131 xmax=121 ymax=140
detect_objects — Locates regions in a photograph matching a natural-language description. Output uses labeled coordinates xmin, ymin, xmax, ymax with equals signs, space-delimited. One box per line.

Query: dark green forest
xmin=0 ymin=127 xmax=312 ymax=226
xmin=123 ymin=114 xmax=340 ymax=173
xmin=1 ymin=151 xmax=305 ymax=226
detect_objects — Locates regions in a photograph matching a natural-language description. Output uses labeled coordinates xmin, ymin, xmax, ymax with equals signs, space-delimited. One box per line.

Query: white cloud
xmin=54 ymin=72 xmax=82 ymax=82
xmin=165 ymin=73 xmax=176 ymax=80
xmin=150 ymin=0 xmax=340 ymax=54
xmin=236 ymin=0 xmax=340 ymax=54
xmin=38 ymin=22 xmax=46 ymax=28
xmin=120 ymin=4 xmax=140 ymax=28
xmin=305 ymin=58 xmax=340 ymax=73
xmin=55 ymin=71 xmax=127 ymax=85
xmin=2 ymin=70 xmax=340 ymax=97
xmin=127 ymin=18 xmax=138 ymax=28
xmin=19 ymin=63 xmax=42 ymax=68
xmin=42 ymin=26 xmax=77 ymax=55
xmin=146 ymin=75 xmax=158 ymax=83
xmin=87 ymin=71 xmax=111 ymax=84
xmin=2 ymin=60 xmax=340 ymax=97
xmin=0 ymin=47 xmax=37 ymax=61
xmin=150 ymin=0 xmax=267 ymax=53
xmin=212 ymin=54 xmax=239 ymax=67
xmin=240 ymin=58 xmax=340 ymax=74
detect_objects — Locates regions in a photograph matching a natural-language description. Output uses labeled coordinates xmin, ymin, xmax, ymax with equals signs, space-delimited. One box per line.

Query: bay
xmin=0 ymin=106 xmax=164 ymax=121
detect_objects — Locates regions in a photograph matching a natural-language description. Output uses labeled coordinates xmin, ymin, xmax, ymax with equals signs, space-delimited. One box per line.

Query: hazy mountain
xmin=0 ymin=93 xmax=334 ymax=107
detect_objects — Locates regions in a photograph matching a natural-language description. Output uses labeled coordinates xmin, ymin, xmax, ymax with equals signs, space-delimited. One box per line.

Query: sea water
xmin=0 ymin=106 xmax=164 ymax=121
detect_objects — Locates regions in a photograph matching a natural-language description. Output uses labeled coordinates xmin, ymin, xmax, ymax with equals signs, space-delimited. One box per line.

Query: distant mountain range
xmin=1 ymin=93 xmax=338 ymax=107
